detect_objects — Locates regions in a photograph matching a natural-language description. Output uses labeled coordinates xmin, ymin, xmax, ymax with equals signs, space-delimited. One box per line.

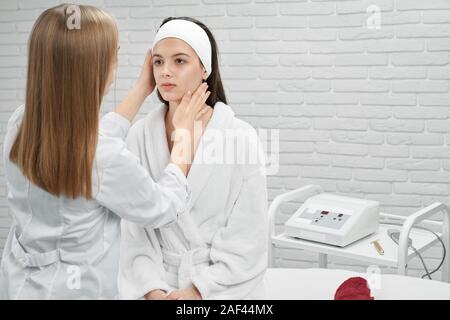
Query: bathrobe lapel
xmin=185 ymin=102 xmax=234 ymax=212
xmin=144 ymin=103 xmax=235 ymax=213
xmin=143 ymin=105 xmax=170 ymax=180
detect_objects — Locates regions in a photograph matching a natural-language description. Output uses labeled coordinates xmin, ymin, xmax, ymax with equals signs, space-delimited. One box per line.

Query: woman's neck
xmin=164 ymin=99 xmax=181 ymax=135
xmin=165 ymin=99 xmax=213 ymax=130
xmin=166 ymin=100 xmax=180 ymax=130
xmin=164 ymin=99 xmax=213 ymax=152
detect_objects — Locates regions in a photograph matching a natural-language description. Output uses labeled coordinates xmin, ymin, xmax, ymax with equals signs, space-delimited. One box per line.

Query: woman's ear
xmin=202 ymin=68 xmax=207 ymax=81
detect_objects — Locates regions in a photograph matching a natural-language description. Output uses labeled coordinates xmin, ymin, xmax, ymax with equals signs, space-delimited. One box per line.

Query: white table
xmin=272 ymin=223 xmax=441 ymax=268
xmin=268 ymin=185 xmax=450 ymax=282
xmin=265 ymin=268 xmax=450 ymax=300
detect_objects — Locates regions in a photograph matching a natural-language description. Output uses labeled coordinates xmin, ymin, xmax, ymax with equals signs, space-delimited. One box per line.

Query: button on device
xmin=321 ymin=211 xmax=329 ymax=215
xmin=338 ymin=213 xmax=343 ymax=217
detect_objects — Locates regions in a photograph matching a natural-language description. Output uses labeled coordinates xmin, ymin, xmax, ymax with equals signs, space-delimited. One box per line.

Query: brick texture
xmin=1 ymin=0 xmax=448 ymax=282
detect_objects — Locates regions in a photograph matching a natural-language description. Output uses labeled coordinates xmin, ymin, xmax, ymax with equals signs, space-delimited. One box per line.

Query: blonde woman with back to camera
xmin=0 ymin=4 xmax=211 ymax=299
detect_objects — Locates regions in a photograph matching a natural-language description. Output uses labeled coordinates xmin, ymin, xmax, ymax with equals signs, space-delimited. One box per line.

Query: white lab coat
xmin=0 ymin=105 xmax=191 ymax=299
xmin=119 ymin=102 xmax=268 ymax=300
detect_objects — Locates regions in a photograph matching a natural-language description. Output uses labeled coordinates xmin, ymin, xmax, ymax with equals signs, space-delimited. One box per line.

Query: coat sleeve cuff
xmin=165 ymin=163 xmax=187 ymax=186
xmin=165 ymin=163 xmax=192 ymax=218
xmin=136 ymin=280 xmax=172 ymax=300
xmin=191 ymin=271 xmax=218 ymax=300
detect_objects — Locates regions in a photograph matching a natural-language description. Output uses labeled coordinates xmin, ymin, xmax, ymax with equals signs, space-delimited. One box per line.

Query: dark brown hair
xmin=156 ymin=17 xmax=227 ymax=108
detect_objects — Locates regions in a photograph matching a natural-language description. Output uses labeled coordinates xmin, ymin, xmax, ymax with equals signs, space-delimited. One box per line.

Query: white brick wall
xmin=1 ymin=0 xmax=449 ymax=281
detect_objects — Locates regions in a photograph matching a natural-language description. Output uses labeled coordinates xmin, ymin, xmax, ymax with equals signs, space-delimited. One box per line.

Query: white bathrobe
xmin=119 ymin=102 xmax=268 ymax=300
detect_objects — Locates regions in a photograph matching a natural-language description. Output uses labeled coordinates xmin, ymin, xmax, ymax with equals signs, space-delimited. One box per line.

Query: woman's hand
xmin=172 ymin=83 xmax=211 ymax=132
xmin=169 ymin=83 xmax=211 ymax=176
xmin=135 ymin=49 xmax=156 ymax=98
xmin=165 ymin=286 xmax=202 ymax=300
xmin=144 ymin=289 xmax=167 ymax=300
xmin=115 ymin=49 xmax=156 ymax=122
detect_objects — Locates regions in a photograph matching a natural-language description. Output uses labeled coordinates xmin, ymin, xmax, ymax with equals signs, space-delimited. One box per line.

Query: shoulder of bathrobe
xmin=126 ymin=116 xmax=146 ymax=145
xmin=226 ymin=110 xmax=260 ymax=148
xmin=213 ymin=101 xmax=257 ymax=133
xmin=219 ymin=102 xmax=266 ymax=169
xmin=230 ymin=116 xmax=257 ymax=133
xmin=126 ymin=104 xmax=165 ymax=143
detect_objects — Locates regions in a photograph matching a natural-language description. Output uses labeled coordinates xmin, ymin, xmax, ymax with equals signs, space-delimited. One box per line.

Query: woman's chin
xmin=161 ymin=92 xmax=182 ymax=102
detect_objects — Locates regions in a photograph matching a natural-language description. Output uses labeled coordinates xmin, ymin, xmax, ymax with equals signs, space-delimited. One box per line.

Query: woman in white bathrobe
xmin=119 ymin=17 xmax=268 ymax=300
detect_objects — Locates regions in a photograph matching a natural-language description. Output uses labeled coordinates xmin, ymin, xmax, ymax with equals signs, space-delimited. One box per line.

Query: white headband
xmin=152 ymin=19 xmax=212 ymax=77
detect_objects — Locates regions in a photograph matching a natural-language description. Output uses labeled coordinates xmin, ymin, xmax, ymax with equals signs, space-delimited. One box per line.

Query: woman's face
xmin=152 ymin=37 xmax=207 ymax=104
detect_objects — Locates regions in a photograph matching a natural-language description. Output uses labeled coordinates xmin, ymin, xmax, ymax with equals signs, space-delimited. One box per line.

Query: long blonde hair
xmin=9 ymin=4 xmax=118 ymax=199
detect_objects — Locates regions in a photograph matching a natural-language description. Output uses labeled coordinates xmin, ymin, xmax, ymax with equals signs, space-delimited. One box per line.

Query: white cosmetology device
xmin=284 ymin=193 xmax=380 ymax=247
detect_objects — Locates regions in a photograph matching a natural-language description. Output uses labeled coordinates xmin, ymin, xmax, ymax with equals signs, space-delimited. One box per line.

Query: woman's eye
xmin=175 ymin=58 xmax=185 ymax=64
xmin=153 ymin=60 xmax=162 ymax=65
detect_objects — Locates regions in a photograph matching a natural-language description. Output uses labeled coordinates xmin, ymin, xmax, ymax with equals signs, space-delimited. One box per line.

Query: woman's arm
xmin=95 ymin=133 xmax=190 ymax=227
xmin=114 ymin=50 xmax=155 ymax=122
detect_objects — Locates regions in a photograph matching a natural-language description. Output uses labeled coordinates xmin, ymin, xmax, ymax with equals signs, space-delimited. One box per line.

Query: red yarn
xmin=334 ymin=277 xmax=374 ymax=300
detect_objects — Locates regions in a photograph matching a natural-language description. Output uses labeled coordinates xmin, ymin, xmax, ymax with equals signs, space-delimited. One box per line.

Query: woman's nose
xmin=162 ymin=62 xmax=173 ymax=77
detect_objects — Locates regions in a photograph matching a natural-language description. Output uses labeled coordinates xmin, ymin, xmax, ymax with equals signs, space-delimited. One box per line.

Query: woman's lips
xmin=161 ymin=84 xmax=176 ymax=90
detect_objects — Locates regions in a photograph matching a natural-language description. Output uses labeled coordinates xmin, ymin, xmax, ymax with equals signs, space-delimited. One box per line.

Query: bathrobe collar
xmin=144 ymin=101 xmax=235 ymax=210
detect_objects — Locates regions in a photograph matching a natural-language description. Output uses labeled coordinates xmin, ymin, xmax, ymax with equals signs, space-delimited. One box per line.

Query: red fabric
xmin=334 ymin=277 xmax=374 ymax=300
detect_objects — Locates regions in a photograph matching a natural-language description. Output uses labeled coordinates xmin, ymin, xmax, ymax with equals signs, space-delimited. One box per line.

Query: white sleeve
xmin=95 ymin=112 xmax=191 ymax=228
xmin=99 ymin=111 xmax=131 ymax=140
xmin=3 ymin=105 xmax=25 ymax=165
xmin=119 ymin=221 xmax=171 ymax=299
xmin=191 ymin=163 xmax=269 ymax=299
